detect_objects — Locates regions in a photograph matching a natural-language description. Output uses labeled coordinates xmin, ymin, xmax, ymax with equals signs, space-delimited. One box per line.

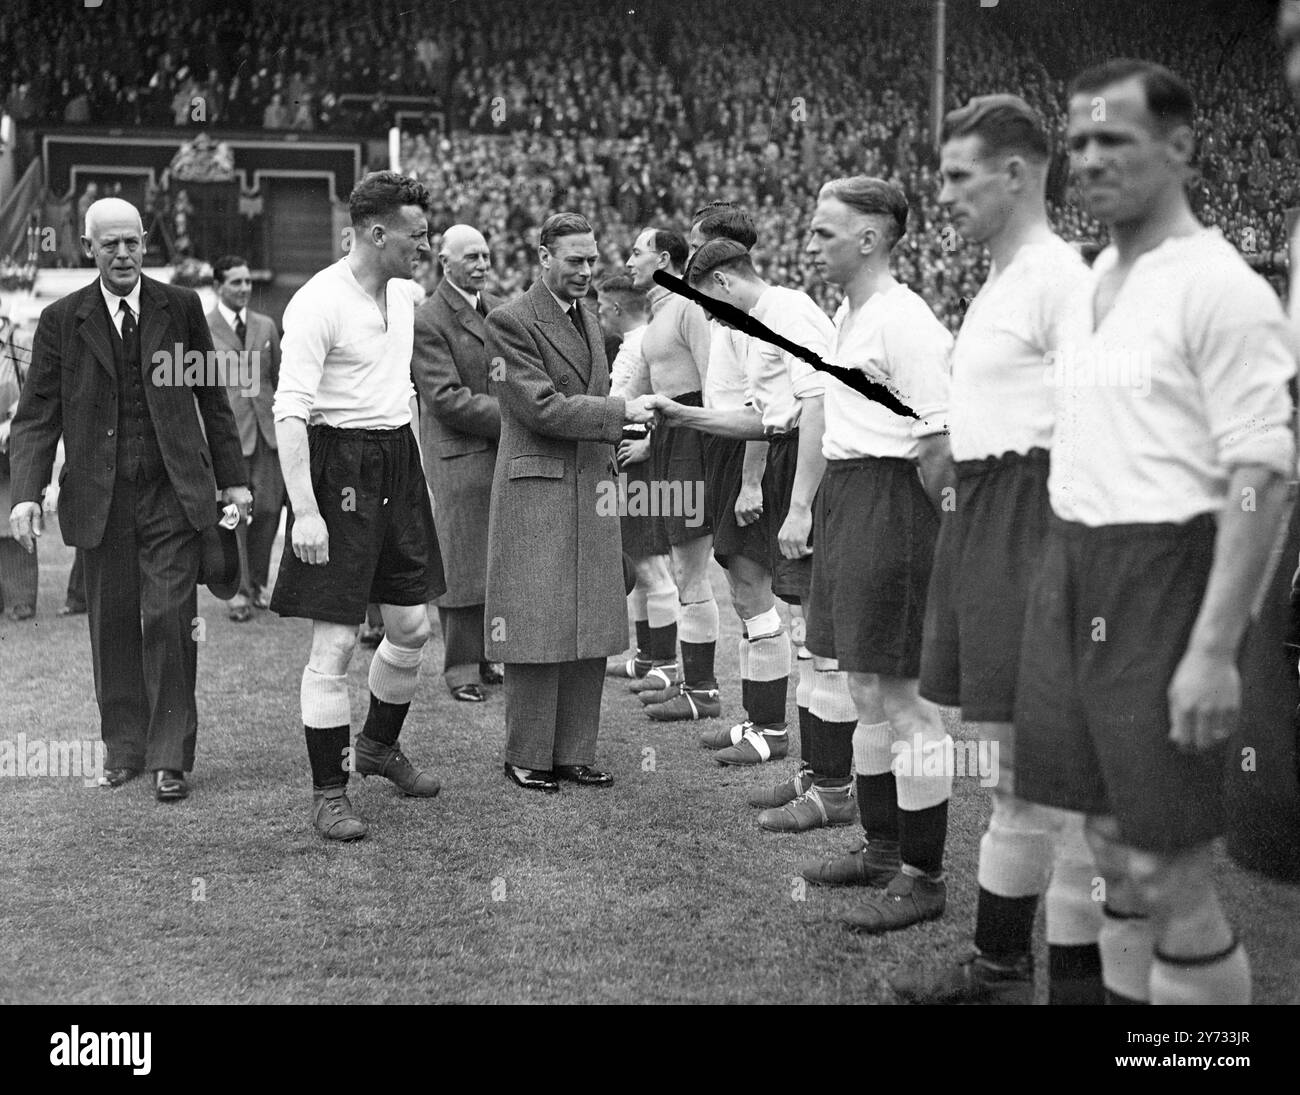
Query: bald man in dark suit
xmin=9 ymin=198 xmax=249 ymax=801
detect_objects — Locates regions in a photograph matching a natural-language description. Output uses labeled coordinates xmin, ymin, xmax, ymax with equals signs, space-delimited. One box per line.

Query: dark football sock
xmin=305 ymin=725 xmax=350 ymax=789
xmin=974 ymin=889 xmax=1039 ymax=960
xmin=359 ymin=694 xmax=410 ymax=747
xmin=747 ymin=678 xmax=787 ymax=726
xmin=647 ymin=622 xmax=677 ymax=662
xmin=1049 ymin=943 xmax=1105 ymax=1005
xmin=680 ymin=640 xmax=716 ymax=689
xmin=797 ymin=706 xmax=812 ymax=767
xmin=812 ymin=718 xmax=854 ymax=784
xmin=899 ymin=799 xmax=949 ymax=877
xmin=856 ymin=771 xmax=899 ymax=842
xmin=633 ymin=619 xmax=651 ymax=658
xmin=801 ymin=710 xmax=821 ymax=774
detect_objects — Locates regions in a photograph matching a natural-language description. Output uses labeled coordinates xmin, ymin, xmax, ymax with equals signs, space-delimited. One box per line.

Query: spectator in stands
xmin=262 ymin=92 xmax=291 ymax=130
xmin=0 ymin=0 xmax=1291 ymax=321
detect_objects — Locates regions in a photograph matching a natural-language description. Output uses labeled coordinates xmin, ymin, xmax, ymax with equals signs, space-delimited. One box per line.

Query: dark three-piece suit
xmin=10 ymin=275 xmax=244 ymax=771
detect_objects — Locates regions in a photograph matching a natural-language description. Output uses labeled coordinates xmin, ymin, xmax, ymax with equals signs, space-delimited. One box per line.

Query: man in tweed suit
xmin=206 ymin=254 xmax=284 ymax=622
xmin=485 ymin=212 xmax=657 ymax=792
xmin=411 ymin=225 xmax=503 ymax=702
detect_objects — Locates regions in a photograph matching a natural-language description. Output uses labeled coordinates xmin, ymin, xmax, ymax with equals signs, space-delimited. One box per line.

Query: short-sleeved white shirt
xmin=703 ymin=324 xmax=751 ymax=412
xmin=1049 ymin=229 xmax=1296 ymax=526
xmin=746 ymin=285 xmax=831 ymax=433
xmin=822 ymin=282 xmax=953 ymax=461
xmin=949 ymin=236 xmax=1089 ymax=461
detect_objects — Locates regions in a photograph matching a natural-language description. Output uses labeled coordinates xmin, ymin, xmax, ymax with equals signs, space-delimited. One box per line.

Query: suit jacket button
xmin=107 ymin=428 xmax=115 ymax=436
xmin=558 ymin=376 xmax=569 ymax=386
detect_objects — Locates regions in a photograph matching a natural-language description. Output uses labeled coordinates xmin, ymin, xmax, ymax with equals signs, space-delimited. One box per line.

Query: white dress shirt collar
xmin=217 ymin=299 xmax=247 ymax=336
xmin=100 ymin=277 xmax=142 ymax=331
xmin=444 ymin=277 xmax=480 ymax=311
xmin=545 ymin=283 xmax=581 ymax=318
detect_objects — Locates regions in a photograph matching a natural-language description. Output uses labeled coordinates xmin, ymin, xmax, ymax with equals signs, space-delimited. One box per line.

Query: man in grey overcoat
xmin=484 ymin=212 xmax=656 ymax=792
xmin=412 ymin=224 xmax=503 ymax=702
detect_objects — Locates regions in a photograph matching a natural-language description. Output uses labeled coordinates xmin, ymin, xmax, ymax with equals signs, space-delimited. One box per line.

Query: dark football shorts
xmin=920 ymin=448 xmax=1050 ymax=722
xmin=701 ymin=432 xmax=771 ymax=573
xmin=619 ymin=452 xmax=670 ymax=559
xmin=763 ymin=429 xmax=812 ymax=606
xmin=805 ymin=456 xmax=939 ymax=676
xmin=271 ymin=423 xmax=444 ymax=626
xmin=649 ymin=390 xmax=712 ymax=546
xmin=1014 ymin=513 xmax=1222 ymax=853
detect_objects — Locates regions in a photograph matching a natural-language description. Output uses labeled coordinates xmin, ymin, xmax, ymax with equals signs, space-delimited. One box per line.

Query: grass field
xmin=2 ymin=523 xmax=1298 ymax=1005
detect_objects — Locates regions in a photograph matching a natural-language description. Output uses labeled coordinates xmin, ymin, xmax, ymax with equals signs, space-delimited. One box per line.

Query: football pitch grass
xmin=3 ymin=526 xmax=1298 ymax=1005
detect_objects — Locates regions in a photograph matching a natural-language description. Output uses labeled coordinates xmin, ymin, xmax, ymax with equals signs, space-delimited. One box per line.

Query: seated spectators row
xmin=1 ymin=0 xmax=1292 ymax=324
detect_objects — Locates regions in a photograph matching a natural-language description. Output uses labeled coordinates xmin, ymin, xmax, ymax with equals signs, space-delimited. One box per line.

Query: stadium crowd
xmin=0 ymin=0 xmax=1293 ymax=324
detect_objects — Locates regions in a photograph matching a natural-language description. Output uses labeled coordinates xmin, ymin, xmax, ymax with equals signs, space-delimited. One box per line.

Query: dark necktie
xmin=475 ymin=296 xmax=487 ymax=318
xmin=569 ymin=303 xmax=588 ymax=347
xmin=119 ymin=299 xmax=138 ymax=361
xmin=234 ymin=311 xmax=247 ymax=345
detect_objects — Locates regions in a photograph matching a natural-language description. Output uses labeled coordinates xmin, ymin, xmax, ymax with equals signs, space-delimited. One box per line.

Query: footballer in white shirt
xmin=891 ymin=94 xmax=1104 ymax=1006
xmin=661 ymin=205 xmax=802 ymax=761
xmin=795 ymin=176 xmax=959 ymax=934
xmin=651 ymin=238 xmax=838 ymax=774
xmin=271 ymin=171 xmax=446 ymax=843
xmin=1013 ymin=60 xmax=1296 ymax=1006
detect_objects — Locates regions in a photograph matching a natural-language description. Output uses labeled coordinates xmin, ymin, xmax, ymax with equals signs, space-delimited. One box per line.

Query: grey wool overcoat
xmin=483 ymin=280 xmax=627 ymax=663
xmin=411 ymin=279 xmax=502 ymax=608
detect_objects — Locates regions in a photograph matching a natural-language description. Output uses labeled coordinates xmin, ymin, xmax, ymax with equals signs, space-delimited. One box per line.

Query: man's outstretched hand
xmin=624 ymin=395 xmax=660 ymax=424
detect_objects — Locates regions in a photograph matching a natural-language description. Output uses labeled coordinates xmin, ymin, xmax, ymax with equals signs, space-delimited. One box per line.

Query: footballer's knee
xmin=309 ymin=621 xmax=358 ymax=676
xmin=381 ymin=604 xmax=432 ymax=648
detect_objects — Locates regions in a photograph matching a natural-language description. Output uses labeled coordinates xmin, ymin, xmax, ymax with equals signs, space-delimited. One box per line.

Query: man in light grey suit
xmin=485 ymin=212 xmax=657 ymax=793
xmin=411 ymin=225 xmax=503 ymax=702
xmin=206 ymin=254 xmax=284 ymax=622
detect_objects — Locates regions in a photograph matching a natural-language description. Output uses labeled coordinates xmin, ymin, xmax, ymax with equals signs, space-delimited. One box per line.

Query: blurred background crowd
xmin=0 ymin=0 xmax=1291 ymax=326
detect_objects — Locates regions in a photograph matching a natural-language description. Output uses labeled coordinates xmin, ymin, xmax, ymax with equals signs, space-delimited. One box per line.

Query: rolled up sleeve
xmin=1192 ymin=275 xmax=1297 ymax=478
xmin=273 ymin=294 xmax=332 ymax=422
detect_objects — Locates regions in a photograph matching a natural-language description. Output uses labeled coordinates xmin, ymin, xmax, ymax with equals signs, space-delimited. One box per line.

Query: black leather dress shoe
xmin=479 ymin=662 xmax=505 ymax=685
xmin=154 ymin=769 xmax=189 ymax=802
xmin=554 ymin=764 xmax=614 ymax=787
xmin=451 ymin=683 xmax=486 ymax=702
xmin=503 ymin=763 xmax=560 ymax=793
xmin=99 ymin=767 xmax=142 ymax=788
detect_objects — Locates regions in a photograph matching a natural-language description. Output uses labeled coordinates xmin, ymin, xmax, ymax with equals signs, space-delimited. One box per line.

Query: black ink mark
xmin=1213 ymin=26 xmax=1246 ymax=79
xmin=653 ymin=270 xmax=919 ymax=420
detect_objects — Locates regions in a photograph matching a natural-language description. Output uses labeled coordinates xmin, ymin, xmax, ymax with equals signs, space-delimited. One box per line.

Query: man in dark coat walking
xmin=485 ymin=212 xmax=656 ymax=793
xmin=8 ymin=197 xmax=249 ymax=801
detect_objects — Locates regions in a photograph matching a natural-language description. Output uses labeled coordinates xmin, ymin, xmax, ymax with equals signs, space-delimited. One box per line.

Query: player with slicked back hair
xmin=270 ymin=170 xmax=445 ymax=841
xmin=794 ymin=175 xmax=958 ymax=930
xmin=598 ymin=272 xmax=679 ymax=688
xmin=650 ymin=235 xmax=835 ymax=774
xmin=647 ymin=202 xmax=801 ymax=755
xmin=887 ymin=94 xmax=1105 ymax=1004
xmin=1013 ymin=59 xmax=1295 ymax=1005
xmin=624 ymin=223 xmax=723 ymax=722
